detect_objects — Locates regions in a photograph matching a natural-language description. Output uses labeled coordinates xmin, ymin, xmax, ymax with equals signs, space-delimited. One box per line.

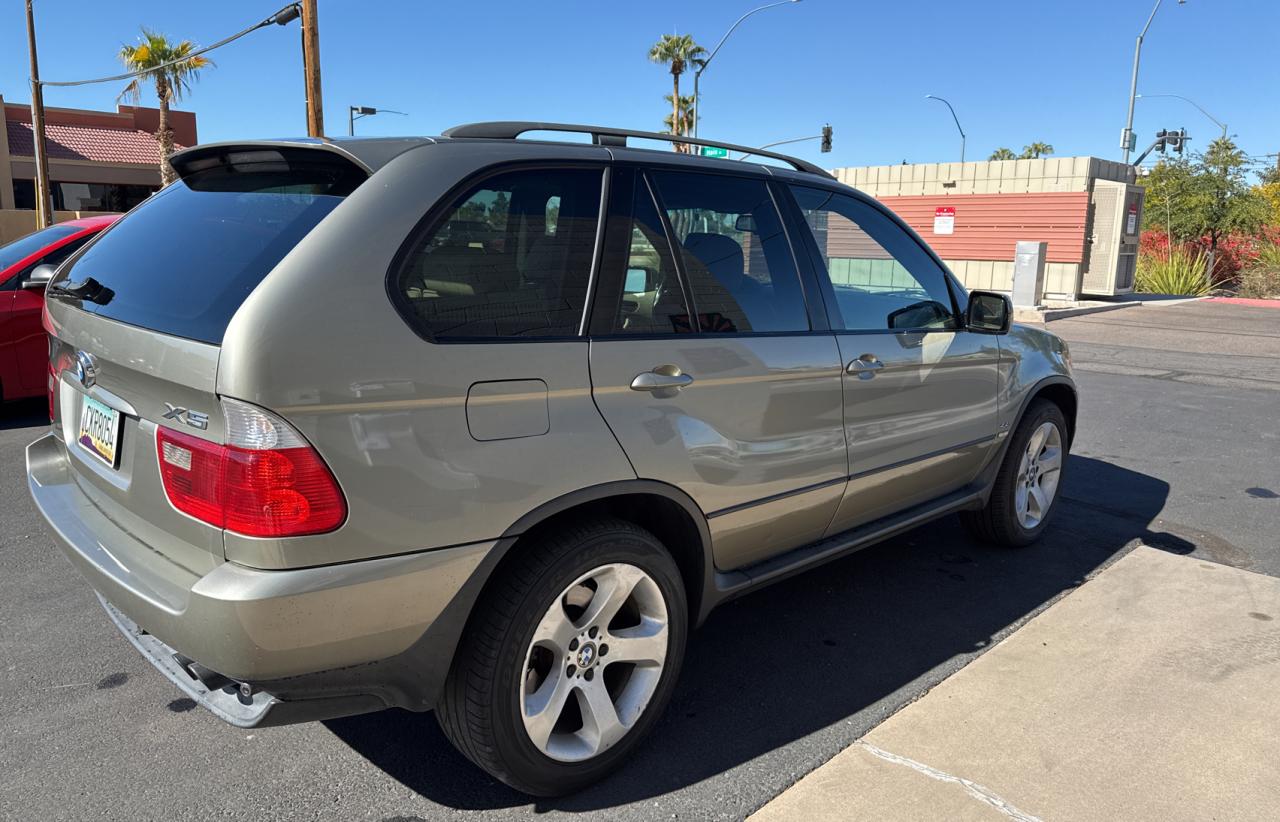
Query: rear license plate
xmin=78 ymin=395 xmax=122 ymax=468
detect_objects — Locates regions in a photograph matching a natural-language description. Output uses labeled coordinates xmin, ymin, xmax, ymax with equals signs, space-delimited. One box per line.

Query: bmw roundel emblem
xmin=74 ymin=351 xmax=98 ymax=389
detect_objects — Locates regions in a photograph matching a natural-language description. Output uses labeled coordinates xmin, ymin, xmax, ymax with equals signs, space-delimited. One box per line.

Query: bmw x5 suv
xmin=28 ymin=122 xmax=1075 ymax=795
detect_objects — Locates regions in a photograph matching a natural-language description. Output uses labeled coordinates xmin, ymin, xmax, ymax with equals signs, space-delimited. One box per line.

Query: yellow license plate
xmin=78 ymin=395 xmax=122 ymax=468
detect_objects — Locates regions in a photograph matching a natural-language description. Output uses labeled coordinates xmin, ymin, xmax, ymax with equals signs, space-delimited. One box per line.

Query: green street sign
xmin=700 ymin=145 xmax=729 ymax=158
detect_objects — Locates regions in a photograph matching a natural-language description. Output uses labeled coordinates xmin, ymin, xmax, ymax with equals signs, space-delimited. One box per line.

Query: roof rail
xmin=440 ymin=121 xmax=834 ymax=179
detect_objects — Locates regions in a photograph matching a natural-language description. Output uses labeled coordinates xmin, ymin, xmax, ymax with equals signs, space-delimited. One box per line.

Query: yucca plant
xmin=1135 ymin=246 xmax=1221 ymax=296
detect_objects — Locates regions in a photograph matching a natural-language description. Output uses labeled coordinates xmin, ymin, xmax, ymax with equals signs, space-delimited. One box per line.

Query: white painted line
xmin=858 ymin=742 xmax=1043 ymax=822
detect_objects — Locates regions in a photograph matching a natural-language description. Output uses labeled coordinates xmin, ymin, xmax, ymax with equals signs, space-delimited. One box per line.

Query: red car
xmin=0 ymin=215 xmax=119 ymax=403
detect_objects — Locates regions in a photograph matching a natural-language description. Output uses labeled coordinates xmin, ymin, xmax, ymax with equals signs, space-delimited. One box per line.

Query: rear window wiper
xmin=47 ymin=277 xmax=115 ymax=306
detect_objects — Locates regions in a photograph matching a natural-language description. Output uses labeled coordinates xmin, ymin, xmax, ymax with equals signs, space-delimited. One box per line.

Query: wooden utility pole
xmin=24 ymin=0 xmax=53 ymax=228
xmin=301 ymin=0 xmax=324 ymax=137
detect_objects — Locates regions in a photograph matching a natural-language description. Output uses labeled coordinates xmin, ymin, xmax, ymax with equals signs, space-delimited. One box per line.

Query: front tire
xmin=963 ymin=399 xmax=1068 ymax=547
xmin=437 ymin=518 xmax=687 ymax=796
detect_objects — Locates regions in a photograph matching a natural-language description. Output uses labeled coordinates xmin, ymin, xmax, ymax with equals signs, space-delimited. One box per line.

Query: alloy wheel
xmin=519 ymin=562 xmax=669 ymax=763
xmin=1015 ymin=421 xmax=1063 ymax=529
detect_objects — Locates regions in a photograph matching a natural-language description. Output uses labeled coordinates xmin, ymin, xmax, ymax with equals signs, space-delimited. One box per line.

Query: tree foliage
xmin=1020 ymin=142 xmax=1054 ymax=159
xmin=648 ymin=34 xmax=705 ymax=151
xmin=1142 ymin=137 xmax=1270 ymax=251
xmin=988 ymin=147 xmax=1016 ymax=161
xmin=118 ymin=28 xmax=212 ymax=185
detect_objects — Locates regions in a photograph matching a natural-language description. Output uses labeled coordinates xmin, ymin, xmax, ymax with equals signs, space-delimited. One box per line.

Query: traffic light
xmin=820 ymin=124 xmax=833 ymax=153
xmin=1172 ymin=128 xmax=1187 ymax=154
xmin=1156 ymin=129 xmax=1168 ymax=153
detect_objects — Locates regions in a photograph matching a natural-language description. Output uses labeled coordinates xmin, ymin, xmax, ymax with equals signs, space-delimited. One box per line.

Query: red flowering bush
xmin=1140 ymin=227 xmax=1280 ymax=284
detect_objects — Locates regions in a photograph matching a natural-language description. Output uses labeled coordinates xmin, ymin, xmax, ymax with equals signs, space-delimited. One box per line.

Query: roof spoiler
xmin=169 ymin=140 xmax=373 ymax=182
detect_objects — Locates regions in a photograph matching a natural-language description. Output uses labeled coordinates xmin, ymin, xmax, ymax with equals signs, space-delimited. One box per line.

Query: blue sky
xmin=4 ymin=0 xmax=1278 ymax=176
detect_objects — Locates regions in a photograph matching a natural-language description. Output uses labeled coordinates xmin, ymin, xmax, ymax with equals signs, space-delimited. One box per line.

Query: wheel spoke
xmin=577 ymin=565 xmax=643 ymax=630
xmin=1038 ymin=446 xmax=1063 ymax=475
xmin=1027 ymin=425 xmax=1048 ymax=459
xmin=1015 ymin=483 xmax=1028 ymax=520
xmin=1028 ymin=484 xmax=1048 ymax=521
xmin=523 ymin=671 xmax=573 ymax=751
xmin=576 ymin=679 xmax=627 ymax=753
xmin=607 ymin=617 xmax=667 ymax=665
xmin=531 ymin=601 xmax=577 ymax=654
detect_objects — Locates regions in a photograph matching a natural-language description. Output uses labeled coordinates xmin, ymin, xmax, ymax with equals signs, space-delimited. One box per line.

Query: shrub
xmin=1135 ymin=246 xmax=1220 ymax=296
xmin=1238 ymin=244 xmax=1280 ymax=299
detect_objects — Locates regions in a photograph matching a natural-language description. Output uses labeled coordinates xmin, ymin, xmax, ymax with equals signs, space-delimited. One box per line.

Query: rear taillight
xmin=157 ymin=398 xmax=346 ymax=538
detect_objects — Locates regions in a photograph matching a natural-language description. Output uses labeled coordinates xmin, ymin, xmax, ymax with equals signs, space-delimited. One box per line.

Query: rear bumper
xmin=98 ymin=593 xmax=385 ymax=727
xmin=27 ymin=432 xmax=495 ymax=720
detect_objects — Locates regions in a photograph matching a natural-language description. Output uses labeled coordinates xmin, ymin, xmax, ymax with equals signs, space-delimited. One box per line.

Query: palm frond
xmin=117 ymin=27 xmax=211 ymax=104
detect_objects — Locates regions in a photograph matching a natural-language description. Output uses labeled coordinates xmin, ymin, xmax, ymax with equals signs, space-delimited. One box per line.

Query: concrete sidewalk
xmin=751 ymin=547 xmax=1280 ymax=822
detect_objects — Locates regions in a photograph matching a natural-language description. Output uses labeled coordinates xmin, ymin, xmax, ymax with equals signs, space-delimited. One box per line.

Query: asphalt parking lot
xmin=1 ymin=299 xmax=1276 ymax=821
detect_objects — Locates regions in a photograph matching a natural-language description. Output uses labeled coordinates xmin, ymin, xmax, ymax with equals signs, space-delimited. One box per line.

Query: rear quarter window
xmin=392 ymin=167 xmax=603 ymax=340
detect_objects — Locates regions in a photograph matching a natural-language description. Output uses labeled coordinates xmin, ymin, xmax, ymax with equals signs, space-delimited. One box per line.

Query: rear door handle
xmin=846 ymin=354 xmax=885 ymax=378
xmin=630 ymin=366 xmax=694 ymax=394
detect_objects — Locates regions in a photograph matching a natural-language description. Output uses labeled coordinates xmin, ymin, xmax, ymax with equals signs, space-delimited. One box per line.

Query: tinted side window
xmin=397 ymin=168 xmax=601 ymax=339
xmin=791 ymin=186 xmax=958 ymax=332
xmin=596 ymin=174 xmax=692 ymax=335
xmin=650 ymin=171 xmax=809 ymax=334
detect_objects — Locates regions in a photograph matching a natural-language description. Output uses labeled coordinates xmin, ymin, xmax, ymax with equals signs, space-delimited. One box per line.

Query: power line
xmin=37 ymin=4 xmax=300 ymax=88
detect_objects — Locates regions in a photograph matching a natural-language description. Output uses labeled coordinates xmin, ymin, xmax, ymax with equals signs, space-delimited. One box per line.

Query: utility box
xmin=1012 ymin=241 xmax=1048 ymax=307
xmin=1081 ymin=180 xmax=1145 ymax=296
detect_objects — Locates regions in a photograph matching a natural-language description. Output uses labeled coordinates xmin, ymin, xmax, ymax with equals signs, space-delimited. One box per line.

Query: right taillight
xmin=157 ymin=398 xmax=346 ymax=538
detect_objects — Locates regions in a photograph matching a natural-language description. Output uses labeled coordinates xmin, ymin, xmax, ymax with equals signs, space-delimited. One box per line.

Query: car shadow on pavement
xmin=0 ymin=398 xmax=46 ymax=431
xmin=326 ymin=455 xmax=1191 ymax=812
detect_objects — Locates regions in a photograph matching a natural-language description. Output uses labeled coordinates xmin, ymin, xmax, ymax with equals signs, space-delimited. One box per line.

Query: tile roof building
xmin=0 ymin=94 xmax=197 ymax=213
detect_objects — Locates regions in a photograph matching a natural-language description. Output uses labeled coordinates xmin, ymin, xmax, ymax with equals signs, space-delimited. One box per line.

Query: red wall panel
xmin=875 ymin=192 xmax=1090 ymax=264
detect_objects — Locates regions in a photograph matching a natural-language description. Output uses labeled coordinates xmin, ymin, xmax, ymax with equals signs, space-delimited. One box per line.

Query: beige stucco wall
xmin=944 ymin=259 xmax=1081 ymax=299
xmin=835 ymin=156 xmax=1135 ymax=198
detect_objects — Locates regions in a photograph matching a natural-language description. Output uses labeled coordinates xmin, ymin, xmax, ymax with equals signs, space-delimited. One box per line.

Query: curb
xmin=1013 ymin=301 xmax=1140 ymax=323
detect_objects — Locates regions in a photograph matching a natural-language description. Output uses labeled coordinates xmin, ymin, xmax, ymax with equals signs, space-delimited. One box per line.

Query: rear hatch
xmin=44 ymin=144 xmax=367 ymax=574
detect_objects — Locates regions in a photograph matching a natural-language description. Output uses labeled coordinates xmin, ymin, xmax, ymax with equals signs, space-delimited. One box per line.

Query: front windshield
xmin=0 ymin=224 xmax=80 ymax=271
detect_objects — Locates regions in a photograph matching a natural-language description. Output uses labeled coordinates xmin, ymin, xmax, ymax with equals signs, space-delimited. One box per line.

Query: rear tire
xmin=962 ymin=399 xmax=1068 ymax=547
xmin=437 ymin=517 xmax=687 ymax=796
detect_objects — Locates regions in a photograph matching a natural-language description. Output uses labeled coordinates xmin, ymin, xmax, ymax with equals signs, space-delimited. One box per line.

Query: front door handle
xmin=846 ymin=354 xmax=885 ymax=379
xmin=630 ymin=365 xmax=694 ymax=395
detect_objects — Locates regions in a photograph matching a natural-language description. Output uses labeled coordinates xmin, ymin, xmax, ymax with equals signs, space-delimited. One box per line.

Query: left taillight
xmin=157 ymin=398 xmax=346 ymax=538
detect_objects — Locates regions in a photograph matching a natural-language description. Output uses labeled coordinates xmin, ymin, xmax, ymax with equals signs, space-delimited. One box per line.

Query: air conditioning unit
xmin=1081 ymin=180 xmax=1145 ymax=296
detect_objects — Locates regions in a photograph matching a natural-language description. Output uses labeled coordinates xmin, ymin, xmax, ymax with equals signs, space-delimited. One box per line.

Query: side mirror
xmin=623 ymin=267 xmax=657 ymax=293
xmin=22 ymin=264 xmax=58 ymax=290
xmin=966 ymin=291 xmax=1012 ymax=334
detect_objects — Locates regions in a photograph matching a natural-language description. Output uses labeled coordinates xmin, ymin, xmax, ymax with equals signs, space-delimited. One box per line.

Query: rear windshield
xmin=0 ymin=224 xmax=80 ymax=271
xmin=51 ymin=150 xmax=363 ymax=344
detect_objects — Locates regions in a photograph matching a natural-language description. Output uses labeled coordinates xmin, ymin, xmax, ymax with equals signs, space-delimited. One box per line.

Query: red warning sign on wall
xmin=933 ymin=206 xmax=956 ymax=235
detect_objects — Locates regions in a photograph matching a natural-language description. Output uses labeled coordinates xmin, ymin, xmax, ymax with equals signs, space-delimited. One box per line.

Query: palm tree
xmin=663 ymin=94 xmax=696 ymax=141
xmin=988 ymin=147 xmax=1017 ymax=161
xmin=118 ymin=29 xmax=212 ymax=186
xmin=1020 ymin=142 xmax=1055 ymax=159
xmin=648 ymin=34 xmax=706 ymax=151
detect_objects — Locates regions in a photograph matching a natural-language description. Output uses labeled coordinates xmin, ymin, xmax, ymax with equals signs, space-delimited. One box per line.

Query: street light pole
xmin=348 ymin=106 xmax=407 ymax=136
xmin=924 ymin=95 xmax=965 ymax=164
xmin=693 ymin=0 xmax=801 ymax=139
xmin=24 ymin=0 xmax=54 ymax=228
xmin=1122 ymin=0 xmax=1186 ymax=164
xmin=1136 ymin=93 xmax=1226 ymax=139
